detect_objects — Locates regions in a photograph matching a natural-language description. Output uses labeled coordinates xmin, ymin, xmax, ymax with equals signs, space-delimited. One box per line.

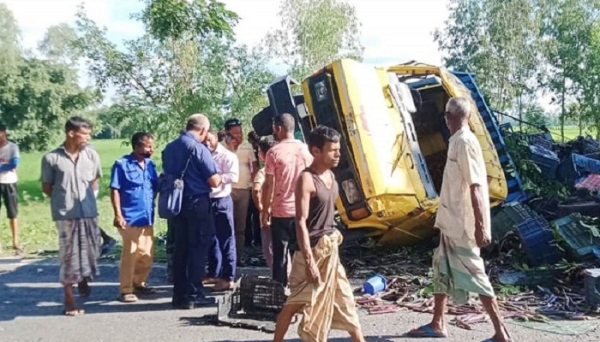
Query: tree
xmin=265 ymin=0 xmax=364 ymax=80
xmin=0 ymin=5 xmax=98 ymax=151
xmin=539 ymin=0 xmax=595 ymax=142
xmin=38 ymin=23 xmax=81 ymax=64
xmin=434 ymin=0 xmax=541 ymax=116
xmin=75 ymin=0 xmax=274 ymax=145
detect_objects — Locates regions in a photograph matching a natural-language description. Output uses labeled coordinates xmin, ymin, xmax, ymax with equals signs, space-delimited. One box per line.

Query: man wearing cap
xmin=223 ymin=118 xmax=258 ymax=267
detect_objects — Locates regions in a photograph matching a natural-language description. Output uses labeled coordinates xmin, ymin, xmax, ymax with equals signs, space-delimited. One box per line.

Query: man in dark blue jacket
xmin=162 ymin=114 xmax=222 ymax=309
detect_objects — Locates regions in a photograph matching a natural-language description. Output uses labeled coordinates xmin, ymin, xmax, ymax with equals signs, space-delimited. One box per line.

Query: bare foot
xmin=63 ymin=307 xmax=85 ymax=316
xmin=64 ymin=285 xmax=84 ymax=316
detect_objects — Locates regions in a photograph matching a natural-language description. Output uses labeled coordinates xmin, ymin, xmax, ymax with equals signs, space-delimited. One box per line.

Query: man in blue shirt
xmin=162 ymin=114 xmax=222 ymax=309
xmin=110 ymin=132 xmax=159 ymax=303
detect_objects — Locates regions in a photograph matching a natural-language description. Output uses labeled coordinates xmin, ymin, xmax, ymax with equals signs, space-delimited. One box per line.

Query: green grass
xmin=0 ymin=139 xmax=167 ymax=260
xmin=546 ymin=126 xmax=596 ymax=142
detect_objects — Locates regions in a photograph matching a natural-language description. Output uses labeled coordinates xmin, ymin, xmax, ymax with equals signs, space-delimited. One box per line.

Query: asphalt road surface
xmin=0 ymin=258 xmax=598 ymax=342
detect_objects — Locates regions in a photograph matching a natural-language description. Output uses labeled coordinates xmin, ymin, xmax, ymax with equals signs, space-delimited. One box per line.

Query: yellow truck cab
xmin=253 ymin=59 xmax=511 ymax=246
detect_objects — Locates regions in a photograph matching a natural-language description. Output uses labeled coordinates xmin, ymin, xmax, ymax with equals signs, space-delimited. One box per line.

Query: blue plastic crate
xmin=515 ymin=218 xmax=561 ymax=267
xmin=553 ymin=215 xmax=600 ymax=261
xmin=572 ymin=153 xmax=600 ymax=174
xmin=530 ymin=145 xmax=560 ymax=178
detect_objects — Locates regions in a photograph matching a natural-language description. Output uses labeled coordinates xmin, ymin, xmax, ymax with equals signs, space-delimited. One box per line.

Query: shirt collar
xmin=182 ymin=131 xmax=202 ymax=143
xmin=213 ymin=143 xmax=226 ymax=156
xmin=449 ymin=125 xmax=470 ymax=142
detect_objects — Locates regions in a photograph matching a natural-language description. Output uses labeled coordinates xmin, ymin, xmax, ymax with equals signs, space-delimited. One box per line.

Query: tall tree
xmin=539 ymin=0 xmax=595 ymax=141
xmin=38 ymin=23 xmax=81 ymax=65
xmin=0 ymin=6 xmax=97 ymax=151
xmin=265 ymin=0 xmax=364 ymax=79
xmin=434 ymin=0 xmax=541 ymax=117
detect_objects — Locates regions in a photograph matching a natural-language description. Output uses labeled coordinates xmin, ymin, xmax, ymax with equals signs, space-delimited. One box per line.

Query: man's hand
xmin=305 ymin=259 xmax=320 ymax=285
xmin=261 ymin=210 xmax=270 ymax=228
xmin=475 ymin=228 xmax=491 ymax=248
xmin=113 ymin=215 xmax=126 ymax=229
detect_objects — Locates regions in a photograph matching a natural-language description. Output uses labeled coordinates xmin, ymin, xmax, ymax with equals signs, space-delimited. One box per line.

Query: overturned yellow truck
xmin=252 ymin=59 xmax=526 ymax=246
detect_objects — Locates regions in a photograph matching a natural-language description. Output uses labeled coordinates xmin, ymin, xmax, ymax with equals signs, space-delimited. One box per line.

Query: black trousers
xmin=171 ymin=195 xmax=215 ymax=304
xmin=271 ymin=217 xmax=296 ymax=286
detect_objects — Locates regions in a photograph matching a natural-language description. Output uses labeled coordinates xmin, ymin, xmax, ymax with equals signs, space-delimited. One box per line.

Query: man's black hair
xmin=307 ymin=125 xmax=341 ymax=151
xmin=131 ymin=132 xmax=154 ymax=148
xmin=257 ymin=136 xmax=277 ymax=154
xmin=0 ymin=124 xmax=6 ymax=132
xmin=272 ymin=113 xmax=295 ymax=132
xmin=65 ymin=116 xmax=93 ymax=132
xmin=224 ymin=118 xmax=242 ymax=131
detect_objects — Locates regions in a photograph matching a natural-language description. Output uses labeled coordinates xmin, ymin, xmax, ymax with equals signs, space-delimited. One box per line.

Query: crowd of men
xmin=0 ymin=95 xmax=512 ymax=342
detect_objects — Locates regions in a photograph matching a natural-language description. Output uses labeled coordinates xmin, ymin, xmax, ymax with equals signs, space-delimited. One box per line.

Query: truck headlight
xmin=342 ymin=179 xmax=360 ymax=205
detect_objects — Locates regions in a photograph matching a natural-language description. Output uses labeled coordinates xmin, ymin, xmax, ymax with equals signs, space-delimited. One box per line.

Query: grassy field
xmin=546 ymin=126 xmax=595 ymax=141
xmin=0 ymin=139 xmax=168 ymax=259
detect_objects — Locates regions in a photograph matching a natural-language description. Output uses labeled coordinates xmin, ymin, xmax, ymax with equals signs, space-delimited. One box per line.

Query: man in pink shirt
xmin=261 ymin=113 xmax=313 ymax=286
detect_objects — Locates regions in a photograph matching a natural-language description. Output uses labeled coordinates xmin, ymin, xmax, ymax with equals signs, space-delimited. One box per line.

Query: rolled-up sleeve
xmin=457 ymin=139 xmax=486 ymax=186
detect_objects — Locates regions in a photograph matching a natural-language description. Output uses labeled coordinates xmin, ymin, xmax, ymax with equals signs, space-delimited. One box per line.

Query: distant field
xmin=0 ymin=139 xmax=167 ymax=258
xmin=546 ymin=126 xmax=596 ymax=142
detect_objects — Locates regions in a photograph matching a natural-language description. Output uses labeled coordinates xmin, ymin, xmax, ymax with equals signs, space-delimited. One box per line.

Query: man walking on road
xmin=110 ymin=132 xmax=159 ymax=303
xmin=407 ymin=97 xmax=511 ymax=342
xmin=261 ymin=113 xmax=313 ymax=286
xmin=224 ymin=118 xmax=258 ymax=266
xmin=204 ymin=130 xmax=239 ymax=292
xmin=162 ymin=114 xmax=222 ymax=309
xmin=0 ymin=125 xmax=22 ymax=255
xmin=41 ymin=117 xmax=102 ymax=316
xmin=273 ymin=126 xmax=365 ymax=342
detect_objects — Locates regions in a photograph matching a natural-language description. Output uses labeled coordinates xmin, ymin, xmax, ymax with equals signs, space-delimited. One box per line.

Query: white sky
xmin=4 ymin=0 xmax=450 ymax=69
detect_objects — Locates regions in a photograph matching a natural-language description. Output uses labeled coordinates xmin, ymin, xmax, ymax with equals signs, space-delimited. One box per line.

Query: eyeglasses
xmin=224 ymin=118 xmax=242 ymax=130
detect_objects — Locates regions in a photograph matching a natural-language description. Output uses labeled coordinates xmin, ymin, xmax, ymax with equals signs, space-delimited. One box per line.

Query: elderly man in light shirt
xmin=204 ymin=130 xmax=239 ymax=292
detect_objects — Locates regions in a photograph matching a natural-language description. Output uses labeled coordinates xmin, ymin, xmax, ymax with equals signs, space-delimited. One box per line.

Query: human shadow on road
xmin=179 ymin=316 xmax=397 ymax=342
xmin=0 ymin=258 xmax=180 ymax=321
xmin=210 ymin=338 xmax=397 ymax=342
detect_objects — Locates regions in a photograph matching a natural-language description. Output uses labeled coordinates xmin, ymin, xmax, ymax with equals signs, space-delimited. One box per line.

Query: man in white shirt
xmin=0 ymin=125 xmax=21 ymax=255
xmin=205 ymin=130 xmax=239 ymax=292
xmin=223 ymin=118 xmax=258 ymax=267
xmin=407 ymin=97 xmax=511 ymax=342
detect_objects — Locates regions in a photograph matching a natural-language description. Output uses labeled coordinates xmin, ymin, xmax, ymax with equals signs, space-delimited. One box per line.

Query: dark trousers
xmin=171 ymin=195 xmax=214 ymax=304
xmin=207 ymin=195 xmax=236 ymax=281
xmin=245 ymin=198 xmax=261 ymax=247
xmin=271 ymin=217 xmax=296 ymax=286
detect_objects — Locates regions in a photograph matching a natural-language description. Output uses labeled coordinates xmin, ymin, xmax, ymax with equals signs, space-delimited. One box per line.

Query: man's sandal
xmin=406 ymin=324 xmax=448 ymax=338
xmin=119 ymin=293 xmax=138 ymax=303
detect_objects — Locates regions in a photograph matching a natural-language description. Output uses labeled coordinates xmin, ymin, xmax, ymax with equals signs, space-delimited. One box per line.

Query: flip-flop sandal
xmin=406 ymin=324 xmax=448 ymax=338
xmin=63 ymin=308 xmax=85 ymax=316
xmin=119 ymin=294 xmax=138 ymax=303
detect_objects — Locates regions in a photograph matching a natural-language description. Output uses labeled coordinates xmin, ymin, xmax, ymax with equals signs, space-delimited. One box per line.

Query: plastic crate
xmin=572 ymin=153 xmax=600 ymax=174
xmin=491 ymin=202 xmax=535 ymax=240
xmin=553 ymin=215 xmax=600 ymax=261
xmin=515 ymin=218 xmax=561 ymax=267
xmin=528 ymin=134 xmax=554 ymax=150
xmin=217 ymin=275 xmax=287 ymax=327
xmin=584 ymin=269 xmax=600 ymax=307
xmin=530 ymin=145 xmax=560 ymax=178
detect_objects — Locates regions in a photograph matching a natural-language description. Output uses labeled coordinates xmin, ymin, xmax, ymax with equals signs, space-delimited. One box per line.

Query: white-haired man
xmin=162 ymin=114 xmax=222 ymax=310
xmin=407 ymin=97 xmax=511 ymax=342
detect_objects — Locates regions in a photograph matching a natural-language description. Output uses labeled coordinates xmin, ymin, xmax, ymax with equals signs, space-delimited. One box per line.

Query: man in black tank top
xmin=273 ymin=126 xmax=364 ymax=342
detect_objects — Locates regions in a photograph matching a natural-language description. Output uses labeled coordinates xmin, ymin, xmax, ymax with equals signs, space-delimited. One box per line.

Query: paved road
xmin=0 ymin=258 xmax=598 ymax=342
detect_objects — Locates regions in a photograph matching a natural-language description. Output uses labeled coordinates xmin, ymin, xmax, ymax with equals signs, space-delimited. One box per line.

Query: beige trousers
xmin=118 ymin=225 xmax=154 ymax=294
